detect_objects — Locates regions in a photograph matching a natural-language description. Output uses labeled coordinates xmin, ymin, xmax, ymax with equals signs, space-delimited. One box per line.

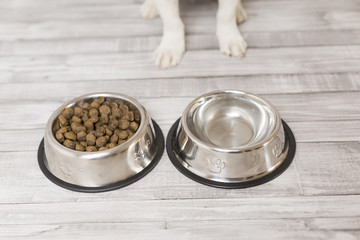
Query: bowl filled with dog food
xmin=38 ymin=93 xmax=164 ymax=192
xmin=166 ymin=90 xmax=296 ymax=189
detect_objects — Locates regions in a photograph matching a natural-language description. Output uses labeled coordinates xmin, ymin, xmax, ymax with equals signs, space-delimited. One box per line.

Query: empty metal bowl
xmin=38 ymin=93 xmax=164 ymax=192
xmin=166 ymin=90 xmax=296 ymax=188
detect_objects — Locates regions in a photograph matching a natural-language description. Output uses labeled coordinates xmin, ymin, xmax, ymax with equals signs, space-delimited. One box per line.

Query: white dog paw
xmin=236 ymin=2 xmax=247 ymax=23
xmin=140 ymin=0 xmax=159 ymax=19
xmin=154 ymin=44 xmax=184 ymax=69
xmin=154 ymin=36 xmax=184 ymax=69
xmin=217 ymin=30 xmax=247 ymax=58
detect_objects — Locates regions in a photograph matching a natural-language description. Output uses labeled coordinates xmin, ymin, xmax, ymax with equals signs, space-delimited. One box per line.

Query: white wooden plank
xmin=0 ymin=0 xmax=136 ymax=9
xmin=0 ymin=92 xmax=359 ymax=130
xmin=0 ymin=150 xmax=301 ymax=204
xmin=296 ymin=142 xmax=360 ymax=195
xmin=4 ymin=29 xmax=360 ymax=56
xmin=291 ymin=120 xmax=360 ymax=143
xmin=1 ymin=0 xmax=360 ymax=235
xmin=1 ymin=0 xmax=358 ymax=22
xmin=1 ymin=0 xmax=360 ymax=41
xmin=1 ymin=218 xmax=359 ymax=240
xmin=0 ymin=71 xmax=12 ymax=83
xmin=1 ymin=120 xmax=359 ymax=152
xmin=8 ymin=46 xmax=360 ymax=81
xmin=0 ymin=142 xmax=359 ymax=203
xmin=2 ymin=30 xmax=360 ymax=56
xmin=1 ymin=195 xmax=360 ymax=224
xmin=1 ymin=73 xmax=359 ymax=100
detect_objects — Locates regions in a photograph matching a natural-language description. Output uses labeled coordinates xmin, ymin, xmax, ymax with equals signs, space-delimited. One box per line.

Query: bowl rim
xmin=180 ymin=90 xmax=282 ymax=153
xmin=46 ymin=92 xmax=148 ymax=157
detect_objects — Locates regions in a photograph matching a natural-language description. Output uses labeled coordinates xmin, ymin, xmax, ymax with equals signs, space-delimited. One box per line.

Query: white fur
xmin=236 ymin=0 xmax=247 ymax=23
xmin=217 ymin=0 xmax=247 ymax=58
xmin=141 ymin=0 xmax=247 ymax=69
xmin=140 ymin=0 xmax=159 ymax=19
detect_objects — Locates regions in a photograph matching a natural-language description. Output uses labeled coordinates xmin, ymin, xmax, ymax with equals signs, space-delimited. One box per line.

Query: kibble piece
xmin=75 ymin=143 xmax=85 ymax=151
xmin=90 ymin=101 xmax=100 ymax=109
xmin=78 ymin=101 xmax=91 ymax=110
xmin=71 ymin=122 xmax=86 ymax=134
xmin=58 ymin=126 xmax=71 ymax=134
xmin=119 ymin=104 xmax=129 ymax=113
xmin=103 ymin=100 xmax=111 ymax=106
xmin=95 ymin=97 xmax=105 ymax=104
xmin=71 ymin=116 xmax=82 ymax=124
xmin=86 ymin=133 xmax=96 ymax=146
xmin=119 ymin=119 xmax=130 ymax=130
xmin=134 ymin=110 xmax=141 ymax=122
xmin=86 ymin=146 xmax=97 ymax=152
xmin=99 ymin=105 xmax=111 ymax=115
xmin=105 ymin=127 xmax=112 ymax=136
xmin=123 ymin=111 xmax=134 ymax=121
xmin=95 ymin=121 xmax=102 ymax=129
xmin=96 ymin=136 xmax=107 ymax=148
xmin=63 ymin=139 xmax=76 ymax=149
xmin=55 ymin=131 xmax=65 ymax=143
xmin=129 ymin=121 xmax=139 ymax=132
xmin=77 ymin=131 xmax=87 ymax=141
xmin=108 ymin=142 xmax=117 ymax=149
xmin=110 ymin=102 xmax=118 ymax=109
xmin=108 ymin=119 xmax=119 ymax=131
xmin=113 ymin=129 xmax=121 ymax=136
xmin=118 ymin=139 xmax=126 ymax=145
xmin=63 ymin=108 xmax=74 ymax=119
xmin=105 ymin=135 xmax=110 ymax=142
xmin=115 ymin=99 xmax=125 ymax=106
xmin=110 ymin=134 xmax=119 ymax=144
xmin=127 ymin=129 xmax=135 ymax=139
xmin=82 ymin=113 xmax=89 ymax=122
xmin=98 ymin=147 xmax=108 ymax=151
xmin=53 ymin=119 xmax=61 ymax=132
xmin=64 ymin=131 xmax=77 ymax=141
xmin=94 ymin=126 xmax=105 ymax=137
xmin=58 ymin=115 xmax=69 ymax=126
xmin=112 ymin=107 xmax=122 ymax=118
xmin=80 ymin=141 xmax=87 ymax=148
xmin=100 ymin=114 xmax=109 ymax=124
xmin=118 ymin=130 xmax=129 ymax=140
xmin=83 ymin=102 xmax=91 ymax=110
xmin=84 ymin=120 xmax=94 ymax=131
xmin=108 ymin=115 xmax=116 ymax=122
xmin=89 ymin=116 xmax=99 ymax=123
xmin=89 ymin=109 xmax=99 ymax=118
xmin=87 ymin=130 xmax=95 ymax=135
xmin=74 ymin=107 xmax=83 ymax=117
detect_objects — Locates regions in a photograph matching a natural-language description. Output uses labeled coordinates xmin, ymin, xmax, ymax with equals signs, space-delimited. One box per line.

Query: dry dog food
xmin=52 ymin=97 xmax=141 ymax=152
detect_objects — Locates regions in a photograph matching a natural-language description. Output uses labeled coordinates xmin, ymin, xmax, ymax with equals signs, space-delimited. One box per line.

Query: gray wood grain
xmin=1 ymin=92 xmax=359 ymax=130
xmin=2 ymin=30 xmax=360 ymax=56
xmin=1 ymin=218 xmax=360 ymax=240
xmin=1 ymin=120 xmax=359 ymax=152
xmin=1 ymin=0 xmax=360 ymax=238
xmin=6 ymin=46 xmax=360 ymax=82
xmin=1 ymin=195 xmax=360 ymax=224
xmin=0 ymin=141 xmax=359 ymax=203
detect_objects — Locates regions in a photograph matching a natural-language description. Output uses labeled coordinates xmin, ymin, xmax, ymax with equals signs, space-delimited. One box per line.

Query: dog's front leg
xmin=154 ymin=0 xmax=185 ymax=69
xmin=217 ymin=0 xmax=247 ymax=58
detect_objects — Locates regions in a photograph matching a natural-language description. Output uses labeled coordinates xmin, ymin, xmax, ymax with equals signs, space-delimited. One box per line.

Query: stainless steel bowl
xmin=167 ymin=90 xmax=295 ymax=188
xmin=38 ymin=93 xmax=164 ymax=192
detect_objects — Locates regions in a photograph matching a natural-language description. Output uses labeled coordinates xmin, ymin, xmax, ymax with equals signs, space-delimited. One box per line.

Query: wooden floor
xmin=1 ymin=0 xmax=360 ymax=239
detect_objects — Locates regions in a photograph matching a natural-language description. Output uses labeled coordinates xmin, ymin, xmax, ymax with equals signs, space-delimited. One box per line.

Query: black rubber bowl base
xmin=166 ymin=118 xmax=296 ymax=189
xmin=38 ymin=119 xmax=164 ymax=193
